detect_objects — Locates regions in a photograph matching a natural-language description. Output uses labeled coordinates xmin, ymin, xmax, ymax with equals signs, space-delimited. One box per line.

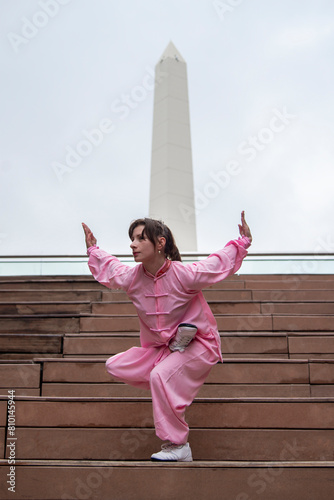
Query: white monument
xmin=149 ymin=41 xmax=197 ymax=252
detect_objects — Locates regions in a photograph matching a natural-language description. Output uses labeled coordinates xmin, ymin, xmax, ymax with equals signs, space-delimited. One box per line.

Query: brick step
xmin=0 ymin=302 xmax=91 ymax=314
xmin=1 ymin=460 xmax=333 ymax=500
xmin=2 ymin=397 xmax=334 ymax=429
xmin=79 ymin=314 xmax=334 ymax=332
xmin=33 ymin=358 xmax=334 ymax=385
xmin=3 ymin=427 xmax=334 ymax=462
xmin=93 ymin=300 xmax=334 ymax=315
xmin=0 ymin=289 xmax=103 ymax=302
xmin=0 ymin=334 xmax=62 ymax=354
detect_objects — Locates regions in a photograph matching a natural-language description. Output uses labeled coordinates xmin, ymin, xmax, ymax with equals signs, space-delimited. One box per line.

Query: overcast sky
xmin=1 ymin=0 xmax=334 ymax=256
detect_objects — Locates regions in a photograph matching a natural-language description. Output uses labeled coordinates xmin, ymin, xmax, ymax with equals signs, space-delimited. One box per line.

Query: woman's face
xmin=130 ymin=224 xmax=157 ymax=264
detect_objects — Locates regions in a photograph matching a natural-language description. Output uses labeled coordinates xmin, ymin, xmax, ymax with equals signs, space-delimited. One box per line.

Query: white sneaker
xmin=151 ymin=442 xmax=193 ymax=462
xmin=169 ymin=323 xmax=197 ymax=352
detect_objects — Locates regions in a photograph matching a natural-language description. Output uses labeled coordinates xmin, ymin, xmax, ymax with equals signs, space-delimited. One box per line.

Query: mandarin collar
xmin=143 ymin=259 xmax=171 ymax=279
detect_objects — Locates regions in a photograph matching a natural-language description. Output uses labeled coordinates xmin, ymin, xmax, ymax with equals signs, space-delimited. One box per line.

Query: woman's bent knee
xmin=105 ymin=354 xmax=120 ymax=376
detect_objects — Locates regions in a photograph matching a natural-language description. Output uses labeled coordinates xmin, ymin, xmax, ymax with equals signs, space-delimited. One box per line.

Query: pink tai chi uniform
xmin=87 ymin=235 xmax=251 ymax=445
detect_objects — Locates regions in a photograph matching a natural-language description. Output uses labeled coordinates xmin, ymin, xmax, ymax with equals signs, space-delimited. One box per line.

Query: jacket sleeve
xmin=87 ymin=246 xmax=134 ymax=290
xmin=178 ymin=236 xmax=251 ymax=291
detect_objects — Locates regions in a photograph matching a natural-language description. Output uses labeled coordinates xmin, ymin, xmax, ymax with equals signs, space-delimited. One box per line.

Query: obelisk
xmin=149 ymin=41 xmax=197 ymax=252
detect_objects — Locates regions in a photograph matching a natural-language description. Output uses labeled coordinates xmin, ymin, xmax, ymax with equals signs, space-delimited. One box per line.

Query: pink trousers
xmin=105 ymin=338 xmax=220 ymax=444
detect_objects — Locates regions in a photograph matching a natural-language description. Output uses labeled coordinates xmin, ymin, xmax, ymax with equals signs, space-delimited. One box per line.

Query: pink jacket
xmin=87 ymin=236 xmax=251 ymax=361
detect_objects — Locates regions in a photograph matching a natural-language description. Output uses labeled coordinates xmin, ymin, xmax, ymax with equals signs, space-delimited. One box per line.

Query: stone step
xmin=63 ymin=333 xmax=289 ymax=356
xmin=41 ymin=382 xmax=312 ymax=398
xmin=3 ymin=397 xmax=334 ymax=429
xmin=93 ymin=301 xmax=263 ymax=315
xmin=0 ymin=289 xmax=103 ymax=302
xmin=0 ymin=302 xmax=91 ymax=315
xmin=272 ymin=315 xmax=334 ymax=332
xmin=102 ymin=288 xmax=254 ymax=301
xmin=103 ymin=288 xmax=334 ymax=302
xmin=1 ymin=287 xmax=333 ymax=305
xmin=80 ymin=314 xmax=273 ymax=332
xmin=92 ymin=300 xmax=334 ymax=315
xmin=62 ymin=353 xmax=291 ymax=360
xmin=1 ymin=275 xmax=332 ymax=292
xmin=203 ymin=278 xmax=334 ymax=290
xmin=0 ymin=278 xmax=102 ymax=290
xmin=102 ymin=287 xmax=327 ymax=302
xmin=222 ymin=333 xmax=285 ymax=356
xmin=2 ymin=331 xmax=334 ymax=359
xmin=244 ymin=280 xmax=334 ymax=290
xmin=80 ymin=315 xmax=140 ymax=332
xmin=1 ymin=460 xmax=333 ymax=500
xmin=4 ymin=427 xmax=334 ymax=462
xmin=0 ymin=275 xmax=242 ymax=290
xmin=0 ymin=363 xmax=40 ymax=389
xmin=260 ymin=302 xmax=334 ymax=314
xmin=36 ymin=358 xmax=319 ymax=385
xmin=0 ymin=387 xmax=40 ymax=397
xmin=1 ymin=312 xmax=332 ymax=335
xmin=6 ymin=358 xmax=333 ymax=398
xmin=0 ymin=316 xmax=80 ymax=333
xmin=289 ymin=336 xmax=334 ymax=356
xmin=63 ymin=334 xmax=141 ymax=355
xmin=63 ymin=333 xmax=334 ymax=357
xmin=0 ymin=273 xmax=332 ymax=282
xmin=252 ymin=289 xmax=334 ymax=302
xmin=79 ymin=314 xmax=334 ymax=332
xmin=0 ymin=334 xmax=62 ymax=354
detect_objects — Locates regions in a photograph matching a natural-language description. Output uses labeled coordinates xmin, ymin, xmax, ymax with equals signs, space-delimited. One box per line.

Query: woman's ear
xmin=157 ymin=237 xmax=166 ymax=252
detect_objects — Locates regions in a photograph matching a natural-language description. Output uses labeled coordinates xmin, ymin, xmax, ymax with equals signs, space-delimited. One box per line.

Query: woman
xmin=82 ymin=211 xmax=252 ymax=461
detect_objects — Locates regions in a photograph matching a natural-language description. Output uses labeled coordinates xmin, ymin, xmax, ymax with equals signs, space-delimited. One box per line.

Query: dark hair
xmin=128 ymin=218 xmax=182 ymax=262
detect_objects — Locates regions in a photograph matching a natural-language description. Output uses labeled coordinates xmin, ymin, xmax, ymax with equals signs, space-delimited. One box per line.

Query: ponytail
xmin=161 ymin=225 xmax=182 ymax=261
xmin=128 ymin=218 xmax=182 ymax=262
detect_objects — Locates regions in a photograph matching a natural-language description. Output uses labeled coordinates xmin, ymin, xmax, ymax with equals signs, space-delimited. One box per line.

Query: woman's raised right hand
xmin=82 ymin=223 xmax=97 ymax=249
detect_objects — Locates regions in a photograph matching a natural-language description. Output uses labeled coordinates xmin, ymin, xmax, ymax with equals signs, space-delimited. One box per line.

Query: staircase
xmin=1 ymin=273 xmax=334 ymax=499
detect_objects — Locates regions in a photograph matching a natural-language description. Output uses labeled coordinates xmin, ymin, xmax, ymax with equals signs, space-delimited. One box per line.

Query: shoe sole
xmin=150 ymin=457 xmax=193 ymax=462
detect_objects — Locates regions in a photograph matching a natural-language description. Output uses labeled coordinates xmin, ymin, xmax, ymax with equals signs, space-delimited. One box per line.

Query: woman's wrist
xmin=87 ymin=245 xmax=99 ymax=255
